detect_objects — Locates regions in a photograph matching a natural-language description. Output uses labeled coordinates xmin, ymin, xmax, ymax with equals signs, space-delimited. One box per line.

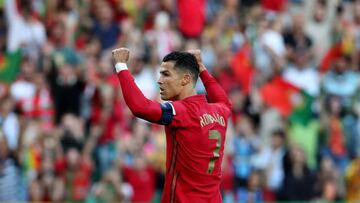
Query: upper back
xmin=168 ymin=95 xmax=231 ymax=175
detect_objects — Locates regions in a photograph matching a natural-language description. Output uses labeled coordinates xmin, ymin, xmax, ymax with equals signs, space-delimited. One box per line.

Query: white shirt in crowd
xmin=5 ymin=0 xmax=46 ymax=57
xmin=283 ymin=65 xmax=320 ymax=96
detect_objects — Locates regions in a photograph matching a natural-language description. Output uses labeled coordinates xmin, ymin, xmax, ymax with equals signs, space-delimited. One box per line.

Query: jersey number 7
xmin=207 ymin=130 xmax=221 ymax=174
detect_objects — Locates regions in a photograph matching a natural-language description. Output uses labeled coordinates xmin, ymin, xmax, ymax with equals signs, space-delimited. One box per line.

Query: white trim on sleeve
xmin=168 ymin=102 xmax=176 ymax=115
xmin=115 ymin=63 xmax=128 ymax=73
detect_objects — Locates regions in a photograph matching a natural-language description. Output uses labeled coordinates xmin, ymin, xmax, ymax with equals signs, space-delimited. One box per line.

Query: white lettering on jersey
xmin=200 ymin=113 xmax=225 ymax=127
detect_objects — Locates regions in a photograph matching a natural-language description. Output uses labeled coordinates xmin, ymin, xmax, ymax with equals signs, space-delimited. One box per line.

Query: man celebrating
xmin=112 ymin=48 xmax=231 ymax=203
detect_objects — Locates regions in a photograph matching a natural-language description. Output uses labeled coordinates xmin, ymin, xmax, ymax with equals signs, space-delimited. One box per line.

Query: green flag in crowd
xmin=0 ymin=50 xmax=22 ymax=83
xmin=260 ymin=76 xmax=315 ymax=125
xmin=289 ymin=90 xmax=315 ymax=126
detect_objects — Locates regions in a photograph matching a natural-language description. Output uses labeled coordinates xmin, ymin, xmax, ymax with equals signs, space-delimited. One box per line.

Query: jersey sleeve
xmin=199 ymin=70 xmax=232 ymax=110
xmin=116 ymin=70 xmax=162 ymax=122
xmin=116 ymin=70 xmax=188 ymax=126
xmin=164 ymin=101 xmax=188 ymax=128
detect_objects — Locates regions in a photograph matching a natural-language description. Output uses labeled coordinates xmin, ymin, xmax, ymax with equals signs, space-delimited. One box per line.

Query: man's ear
xmin=181 ymin=74 xmax=191 ymax=86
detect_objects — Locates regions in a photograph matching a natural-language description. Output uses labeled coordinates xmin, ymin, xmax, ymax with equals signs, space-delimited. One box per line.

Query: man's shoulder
xmin=175 ymin=96 xmax=231 ymax=115
xmin=206 ymin=102 xmax=231 ymax=115
xmin=167 ymin=95 xmax=231 ymax=114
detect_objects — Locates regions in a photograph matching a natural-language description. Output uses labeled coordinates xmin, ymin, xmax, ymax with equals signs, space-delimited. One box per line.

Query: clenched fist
xmin=188 ymin=49 xmax=206 ymax=72
xmin=112 ymin=48 xmax=130 ymax=63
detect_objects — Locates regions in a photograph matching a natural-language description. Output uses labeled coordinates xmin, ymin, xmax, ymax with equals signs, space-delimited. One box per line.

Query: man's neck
xmin=176 ymin=88 xmax=197 ymax=101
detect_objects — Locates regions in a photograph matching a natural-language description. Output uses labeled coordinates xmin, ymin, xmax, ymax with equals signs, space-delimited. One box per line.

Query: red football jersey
xmin=116 ymin=68 xmax=232 ymax=203
xmin=161 ymin=95 xmax=231 ymax=203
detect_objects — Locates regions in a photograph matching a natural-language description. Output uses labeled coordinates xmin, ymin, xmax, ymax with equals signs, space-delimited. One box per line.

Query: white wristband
xmin=115 ymin=63 xmax=128 ymax=73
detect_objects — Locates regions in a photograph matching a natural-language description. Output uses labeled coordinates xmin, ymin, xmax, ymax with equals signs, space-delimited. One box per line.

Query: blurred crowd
xmin=0 ymin=0 xmax=360 ymax=202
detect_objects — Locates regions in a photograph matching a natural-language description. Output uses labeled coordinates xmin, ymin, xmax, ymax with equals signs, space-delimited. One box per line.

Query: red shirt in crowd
xmin=55 ymin=157 xmax=93 ymax=201
xmin=122 ymin=165 xmax=156 ymax=202
xmin=261 ymin=0 xmax=287 ymax=12
xmin=90 ymin=75 xmax=124 ymax=144
xmin=177 ymin=0 xmax=206 ymax=38
xmin=18 ymin=89 xmax=54 ymax=130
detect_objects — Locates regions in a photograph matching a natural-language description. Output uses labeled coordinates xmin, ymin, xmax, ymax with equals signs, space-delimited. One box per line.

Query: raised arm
xmin=5 ymin=0 xmax=20 ymax=23
xmin=112 ymin=48 xmax=163 ymax=123
xmin=188 ymin=49 xmax=232 ymax=109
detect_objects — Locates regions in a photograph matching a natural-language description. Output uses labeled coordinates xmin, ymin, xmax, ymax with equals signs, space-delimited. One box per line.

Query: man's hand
xmin=188 ymin=49 xmax=206 ymax=72
xmin=188 ymin=49 xmax=202 ymax=63
xmin=112 ymin=48 xmax=130 ymax=63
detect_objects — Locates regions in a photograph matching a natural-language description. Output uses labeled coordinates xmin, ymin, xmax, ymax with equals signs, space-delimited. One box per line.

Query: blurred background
xmin=0 ymin=0 xmax=360 ymax=202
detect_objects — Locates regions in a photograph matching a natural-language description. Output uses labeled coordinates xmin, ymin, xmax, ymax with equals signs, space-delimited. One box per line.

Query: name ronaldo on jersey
xmin=200 ymin=113 xmax=225 ymax=127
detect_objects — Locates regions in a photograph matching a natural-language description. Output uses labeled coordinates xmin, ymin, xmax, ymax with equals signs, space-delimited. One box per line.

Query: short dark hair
xmin=162 ymin=51 xmax=199 ymax=84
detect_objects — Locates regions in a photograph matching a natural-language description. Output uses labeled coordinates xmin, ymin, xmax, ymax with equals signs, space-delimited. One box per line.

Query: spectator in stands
xmin=253 ymin=129 xmax=286 ymax=195
xmin=233 ymin=116 xmax=261 ymax=189
xmin=236 ymin=170 xmax=264 ymax=202
xmin=87 ymin=169 xmax=125 ymax=202
xmin=4 ymin=0 xmax=46 ymax=61
xmin=283 ymin=48 xmax=319 ymax=97
xmin=0 ymin=96 xmax=19 ymax=151
xmin=304 ymin=0 xmax=337 ymax=64
xmin=0 ymin=131 xmax=25 ymax=201
xmin=279 ymin=144 xmax=315 ymax=200
xmin=345 ymin=154 xmax=360 ymax=201
xmin=122 ymin=152 xmax=156 ymax=202
xmin=93 ymin=1 xmax=121 ymax=51
xmin=314 ymin=156 xmax=344 ymax=200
